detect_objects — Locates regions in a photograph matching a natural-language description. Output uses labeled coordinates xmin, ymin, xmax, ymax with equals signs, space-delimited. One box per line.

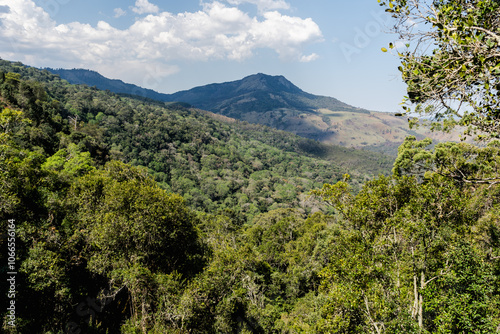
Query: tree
xmin=423 ymin=241 xmax=499 ymax=333
xmin=393 ymin=136 xmax=500 ymax=186
xmin=67 ymin=161 xmax=207 ymax=331
xmin=311 ymin=169 xmax=500 ymax=332
xmin=380 ymin=0 xmax=500 ymax=139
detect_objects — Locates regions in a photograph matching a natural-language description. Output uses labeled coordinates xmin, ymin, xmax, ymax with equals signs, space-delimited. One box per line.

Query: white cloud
xmin=300 ymin=53 xmax=319 ymax=62
xmin=250 ymin=11 xmax=323 ymax=59
xmin=0 ymin=0 xmax=322 ymax=87
xmin=131 ymin=0 xmax=159 ymax=15
xmin=113 ymin=8 xmax=126 ymax=18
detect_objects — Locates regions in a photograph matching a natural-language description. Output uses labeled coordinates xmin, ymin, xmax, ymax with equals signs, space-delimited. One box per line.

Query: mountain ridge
xmin=45 ymin=67 xmax=459 ymax=155
xmin=46 ymin=68 xmax=170 ymax=101
xmin=165 ymin=72 xmax=368 ymax=117
xmin=47 ymin=68 xmax=366 ymax=113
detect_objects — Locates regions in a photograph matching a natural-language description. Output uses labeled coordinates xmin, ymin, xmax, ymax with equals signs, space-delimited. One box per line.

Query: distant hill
xmin=46 ymin=68 xmax=460 ymax=155
xmin=1 ymin=59 xmax=393 ymax=209
xmin=46 ymin=69 xmax=363 ymax=113
xmin=164 ymin=73 xmax=368 ymax=116
xmin=46 ymin=68 xmax=170 ymax=102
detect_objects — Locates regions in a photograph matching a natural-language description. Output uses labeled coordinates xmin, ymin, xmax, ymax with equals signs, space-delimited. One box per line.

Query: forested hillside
xmin=1 ymin=0 xmax=499 ymax=333
xmin=48 ymin=68 xmax=464 ymax=156
xmin=47 ymin=68 xmax=170 ymax=102
xmin=5 ymin=61 xmax=391 ymax=214
xmin=0 ymin=59 xmax=392 ymax=333
xmin=1 ymin=0 xmax=500 ymax=329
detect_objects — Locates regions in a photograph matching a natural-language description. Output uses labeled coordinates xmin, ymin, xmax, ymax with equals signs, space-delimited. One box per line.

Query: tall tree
xmin=380 ymin=0 xmax=500 ymax=139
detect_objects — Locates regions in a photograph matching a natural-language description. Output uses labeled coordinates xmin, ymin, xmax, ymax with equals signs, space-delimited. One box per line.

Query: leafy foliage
xmin=1 ymin=58 xmax=499 ymax=333
xmin=311 ymin=136 xmax=500 ymax=332
xmin=380 ymin=0 xmax=500 ymax=140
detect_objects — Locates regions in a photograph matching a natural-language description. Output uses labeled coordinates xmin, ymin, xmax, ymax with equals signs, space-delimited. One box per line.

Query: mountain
xmin=163 ymin=73 xmax=461 ymax=153
xmin=163 ymin=73 xmax=367 ymax=116
xmin=46 ymin=69 xmax=361 ymax=113
xmin=0 ymin=58 xmax=392 ymax=333
xmin=3 ymin=60 xmax=392 ymax=200
xmin=46 ymin=68 xmax=459 ymax=155
xmin=46 ymin=68 xmax=172 ymax=102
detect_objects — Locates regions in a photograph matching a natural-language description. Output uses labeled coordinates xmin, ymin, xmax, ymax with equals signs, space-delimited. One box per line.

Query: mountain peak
xmin=47 ymin=67 xmax=366 ymax=118
xmin=163 ymin=72 xmax=366 ymax=120
xmin=238 ymin=73 xmax=303 ymax=94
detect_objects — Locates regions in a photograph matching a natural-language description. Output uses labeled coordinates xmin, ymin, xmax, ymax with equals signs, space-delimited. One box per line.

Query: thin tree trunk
xmin=364 ymin=295 xmax=381 ymax=334
xmin=419 ymin=271 xmax=424 ymax=329
xmin=412 ymin=274 xmax=418 ymax=319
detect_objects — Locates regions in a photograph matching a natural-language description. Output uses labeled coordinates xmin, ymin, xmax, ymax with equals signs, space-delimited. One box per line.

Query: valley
xmin=1 ymin=56 xmax=497 ymax=334
xmin=1 ymin=0 xmax=498 ymax=332
xmin=48 ymin=68 xmax=461 ymax=155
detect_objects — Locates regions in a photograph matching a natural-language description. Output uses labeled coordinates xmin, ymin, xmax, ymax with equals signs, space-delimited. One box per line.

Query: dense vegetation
xmin=1 ymin=2 xmax=500 ymax=329
xmin=47 ymin=68 xmax=170 ymax=102
xmin=0 ymin=60 xmax=392 ymax=333
xmin=51 ymin=67 xmax=455 ymax=157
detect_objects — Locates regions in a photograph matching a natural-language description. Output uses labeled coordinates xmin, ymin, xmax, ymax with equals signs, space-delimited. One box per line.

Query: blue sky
xmin=0 ymin=0 xmax=407 ymax=112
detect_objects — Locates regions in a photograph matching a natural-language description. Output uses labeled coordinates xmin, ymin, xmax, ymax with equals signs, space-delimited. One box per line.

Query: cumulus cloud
xmin=131 ymin=0 xmax=159 ymax=15
xmin=114 ymin=8 xmax=126 ymax=18
xmin=0 ymin=0 xmax=322 ymax=87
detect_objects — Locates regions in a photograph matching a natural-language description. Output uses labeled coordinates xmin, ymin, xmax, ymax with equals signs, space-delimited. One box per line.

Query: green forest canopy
xmin=1 ymin=1 xmax=500 ymax=329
